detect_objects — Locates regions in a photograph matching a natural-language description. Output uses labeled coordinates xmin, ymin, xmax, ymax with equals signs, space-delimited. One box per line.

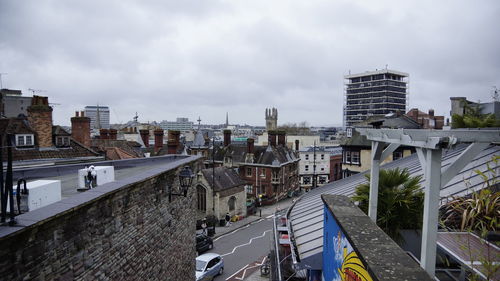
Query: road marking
xmin=225 ymin=264 xmax=249 ymax=280
xmin=220 ymin=230 xmax=271 ymax=257
xmin=266 ymin=214 xmax=274 ymax=219
xmin=213 ymin=219 xmax=265 ymax=241
xmin=225 ymin=256 xmax=267 ymax=281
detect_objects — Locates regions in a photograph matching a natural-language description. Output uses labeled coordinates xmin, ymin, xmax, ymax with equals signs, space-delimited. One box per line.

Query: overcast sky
xmin=1 ymin=0 xmax=499 ymax=127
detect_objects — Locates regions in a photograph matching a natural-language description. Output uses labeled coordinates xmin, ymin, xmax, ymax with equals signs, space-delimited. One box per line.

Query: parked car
xmin=196 ymin=233 xmax=213 ymax=255
xmin=196 ymin=253 xmax=224 ymax=281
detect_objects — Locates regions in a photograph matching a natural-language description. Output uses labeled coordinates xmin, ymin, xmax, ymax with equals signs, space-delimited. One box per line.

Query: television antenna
xmin=28 ymin=88 xmax=47 ymax=95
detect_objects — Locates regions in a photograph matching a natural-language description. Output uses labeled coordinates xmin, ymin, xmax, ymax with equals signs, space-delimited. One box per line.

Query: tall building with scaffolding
xmin=343 ymin=69 xmax=409 ymax=127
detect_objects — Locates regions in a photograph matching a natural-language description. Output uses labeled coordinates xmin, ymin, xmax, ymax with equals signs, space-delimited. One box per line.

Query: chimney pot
xmin=75 ymin=111 xmax=79 ymax=117
xmin=140 ymin=129 xmax=150 ymax=148
xmin=295 ymin=139 xmax=299 ymax=151
xmin=268 ymin=130 xmax=277 ymax=147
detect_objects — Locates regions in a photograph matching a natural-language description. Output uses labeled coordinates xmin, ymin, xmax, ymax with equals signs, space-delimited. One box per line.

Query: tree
xmin=451 ymin=100 xmax=500 ymax=128
xmin=352 ymin=168 xmax=424 ymax=242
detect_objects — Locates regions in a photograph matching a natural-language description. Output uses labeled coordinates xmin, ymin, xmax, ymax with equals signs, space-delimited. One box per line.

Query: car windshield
xmin=196 ymin=260 xmax=207 ymax=272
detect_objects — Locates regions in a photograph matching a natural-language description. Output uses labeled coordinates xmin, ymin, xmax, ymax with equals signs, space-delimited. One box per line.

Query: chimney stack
xmin=167 ymin=130 xmax=180 ymax=154
xmin=139 ymin=129 xmax=150 ymax=148
xmin=247 ymin=138 xmax=255 ymax=153
xmin=295 ymin=139 xmax=299 ymax=151
xmin=109 ymin=129 xmax=117 ymax=140
xmin=268 ymin=130 xmax=277 ymax=147
xmin=27 ymin=95 xmax=53 ymax=148
xmin=99 ymin=129 xmax=109 ymax=140
xmin=428 ymin=109 xmax=434 ymax=117
xmin=277 ymin=131 xmax=286 ymax=146
xmin=71 ymin=110 xmax=91 ymax=147
xmin=223 ymin=130 xmax=231 ymax=147
xmin=155 ymin=129 xmax=166 ymax=153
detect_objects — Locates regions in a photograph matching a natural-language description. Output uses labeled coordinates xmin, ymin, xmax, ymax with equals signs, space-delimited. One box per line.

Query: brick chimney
xmin=223 ymin=130 xmax=231 ymax=147
xmin=247 ymin=138 xmax=255 ymax=153
xmin=277 ymin=131 xmax=286 ymax=146
xmin=139 ymin=129 xmax=149 ymax=148
xmin=166 ymin=130 xmax=180 ymax=154
xmin=268 ymin=130 xmax=277 ymax=147
xmin=155 ymin=129 xmax=166 ymax=153
xmin=27 ymin=95 xmax=53 ymax=148
xmin=71 ymin=111 xmax=91 ymax=147
xmin=109 ymin=129 xmax=117 ymax=140
xmin=295 ymin=139 xmax=299 ymax=151
xmin=99 ymin=129 xmax=109 ymax=140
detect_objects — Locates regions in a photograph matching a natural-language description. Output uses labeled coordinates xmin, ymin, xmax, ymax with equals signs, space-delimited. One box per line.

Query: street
xmin=206 ymin=216 xmax=274 ymax=280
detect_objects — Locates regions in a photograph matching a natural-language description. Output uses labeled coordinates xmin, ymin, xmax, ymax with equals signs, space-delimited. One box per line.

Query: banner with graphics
xmin=322 ymin=205 xmax=374 ymax=281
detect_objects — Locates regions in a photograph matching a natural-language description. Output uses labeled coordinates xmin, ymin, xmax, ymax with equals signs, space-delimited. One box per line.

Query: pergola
xmin=356 ymin=128 xmax=499 ymax=277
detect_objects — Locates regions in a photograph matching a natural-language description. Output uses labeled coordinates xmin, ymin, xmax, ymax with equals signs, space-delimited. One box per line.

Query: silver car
xmin=195 ymin=253 xmax=224 ymax=281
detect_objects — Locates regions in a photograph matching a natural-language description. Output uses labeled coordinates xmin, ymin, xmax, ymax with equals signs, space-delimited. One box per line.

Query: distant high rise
xmin=265 ymin=107 xmax=278 ymax=131
xmin=159 ymin=117 xmax=193 ymax=131
xmin=344 ymin=69 xmax=409 ymax=127
xmin=84 ymin=105 xmax=110 ymax=129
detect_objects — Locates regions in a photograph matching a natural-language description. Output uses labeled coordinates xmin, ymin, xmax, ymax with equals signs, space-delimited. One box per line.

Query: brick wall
xmin=0 ymin=156 xmax=201 ymax=281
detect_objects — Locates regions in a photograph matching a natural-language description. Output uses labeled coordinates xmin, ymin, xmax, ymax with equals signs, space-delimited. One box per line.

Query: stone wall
xmin=0 ymin=156 xmax=201 ymax=281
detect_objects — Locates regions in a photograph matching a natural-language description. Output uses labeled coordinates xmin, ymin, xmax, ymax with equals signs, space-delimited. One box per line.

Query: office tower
xmin=344 ymin=69 xmax=409 ymax=126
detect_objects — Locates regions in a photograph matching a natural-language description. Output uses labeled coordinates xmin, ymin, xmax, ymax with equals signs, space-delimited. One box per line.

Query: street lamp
xmin=169 ymin=166 xmax=194 ymax=202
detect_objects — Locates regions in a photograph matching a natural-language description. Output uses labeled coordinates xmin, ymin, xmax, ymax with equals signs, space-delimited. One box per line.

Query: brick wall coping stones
xmin=0 ymin=155 xmax=200 ymax=240
xmin=321 ymin=194 xmax=433 ymax=281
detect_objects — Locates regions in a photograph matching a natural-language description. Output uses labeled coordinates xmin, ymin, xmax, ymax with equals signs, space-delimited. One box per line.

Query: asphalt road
xmin=206 ymin=217 xmax=273 ymax=280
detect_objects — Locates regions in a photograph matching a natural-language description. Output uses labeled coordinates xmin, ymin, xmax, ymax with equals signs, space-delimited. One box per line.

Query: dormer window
xmin=16 ymin=134 xmax=34 ymax=147
xmin=56 ymin=136 xmax=70 ymax=147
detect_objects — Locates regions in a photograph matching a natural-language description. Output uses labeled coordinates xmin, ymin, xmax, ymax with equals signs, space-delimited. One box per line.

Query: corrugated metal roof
xmin=288 ymin=144 xmax=499 ymax=267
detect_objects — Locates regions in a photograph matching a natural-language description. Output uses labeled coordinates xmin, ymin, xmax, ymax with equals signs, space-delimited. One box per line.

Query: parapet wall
xmin=0 ymin=156 xmax=201 ymax=281
xmin=321 ymin=195 xmax=433 ymax=281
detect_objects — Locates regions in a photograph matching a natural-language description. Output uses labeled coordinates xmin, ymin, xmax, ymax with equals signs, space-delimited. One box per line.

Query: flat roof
xmin=345 ymin=69 xmax=409 ymax=79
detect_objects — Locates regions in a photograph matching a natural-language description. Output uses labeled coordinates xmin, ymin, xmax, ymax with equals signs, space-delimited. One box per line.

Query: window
xmin=321 ymin=154 xmax=324 ymax=160
xmin=246 ymin=167 xmax=252 ymax=177
xmin=272 ymin=171 xmax=279 ymax=182
xmin=303 ymin=176 xmax=311 ymax=185
xmin=345 ymin=151 xmax=351 ymax=163
xmin=228 ymin=196 xmax=236 ymax=211
xmin=305 ymin=154 xmax=309 ymax=160
xmin=320 ymin=167 xmax=324 ymax=171
xmin=305 ymin=165 xmax=309 ymax=171
xmin=351 ymin=151 xmax=360 ymax=164
xmin=245 ymin=185 xmax=253 ymax=194
xmin=196 ymin=185 xmax=207 ymax=211
xmin=393 ymin=151 xmax=403 ymax=161
xmin=56 ymin=136 xmax=70 ymax=147
xmin=16 ymin=134 xmax=34 ymax=147
xmin=260 ymin=168 xmax=266 ymax=177
xmin=319 ymin=176 xmax=326 ymax=184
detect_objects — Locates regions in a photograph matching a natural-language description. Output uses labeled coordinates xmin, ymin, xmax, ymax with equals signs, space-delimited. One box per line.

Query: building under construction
xmin=344 ymin=69 xmax=409 ymax=127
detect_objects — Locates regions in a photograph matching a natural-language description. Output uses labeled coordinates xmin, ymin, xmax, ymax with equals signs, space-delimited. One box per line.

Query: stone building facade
xmin=0 ymin=156 xmax=201 ymax=281
xmin=195 ymin=166 xmax=247 ymax=220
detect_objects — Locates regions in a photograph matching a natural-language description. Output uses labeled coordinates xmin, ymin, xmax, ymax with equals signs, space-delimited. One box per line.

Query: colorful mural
xmin=323 ymin=205 xmax=374 ymax=281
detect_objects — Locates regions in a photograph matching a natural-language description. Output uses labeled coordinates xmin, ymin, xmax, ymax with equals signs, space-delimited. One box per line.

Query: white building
xmin=159 ymin=117 xmax=194 ymax=131
xmin=298 ymin=146 xmax=330 ymax=189
xmin=84 ymin=105 xmax=110 ymax=129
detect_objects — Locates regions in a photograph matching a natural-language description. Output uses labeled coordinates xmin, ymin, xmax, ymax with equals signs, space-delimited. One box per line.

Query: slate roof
xmin=0 ymin=117 xmax=35 ymax=135
xmin=201 ymin=166 xmax=246 ymax=192
xmin=91 ymin=139 xmax=143 ymax=158
xmin=288 ymin=144 xmax=500 ymax=268
xmin=0 ymin=117 xmax=99 ymax=161
xmin=213 ymin=144 xmax=299 ymax=166
xmin=52 ymin=125 xmax=70 ymax=136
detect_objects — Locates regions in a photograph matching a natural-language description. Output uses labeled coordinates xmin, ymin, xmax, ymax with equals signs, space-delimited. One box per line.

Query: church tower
xmin=265 ymin=107 xmax=278 ymax=131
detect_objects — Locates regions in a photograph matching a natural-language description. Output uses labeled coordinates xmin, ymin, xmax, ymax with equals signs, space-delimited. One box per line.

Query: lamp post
xmin=169 ymin=166 xmax=194 ymax=202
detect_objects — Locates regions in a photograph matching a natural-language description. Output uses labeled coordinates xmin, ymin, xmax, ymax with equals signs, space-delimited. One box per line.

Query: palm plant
xmin=352 ymin=168 xmax=424 ymax=242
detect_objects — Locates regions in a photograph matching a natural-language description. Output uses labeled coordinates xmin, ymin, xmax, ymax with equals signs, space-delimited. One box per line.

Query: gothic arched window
xmin=197 ymin=185 xmax=207 ymax=211
xmin=228 ymin=196 xmax=236 ymax=211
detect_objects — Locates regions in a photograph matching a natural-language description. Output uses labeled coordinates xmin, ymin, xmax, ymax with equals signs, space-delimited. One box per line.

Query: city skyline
xmin=1 ymin=0 xmax=499 ymax=127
